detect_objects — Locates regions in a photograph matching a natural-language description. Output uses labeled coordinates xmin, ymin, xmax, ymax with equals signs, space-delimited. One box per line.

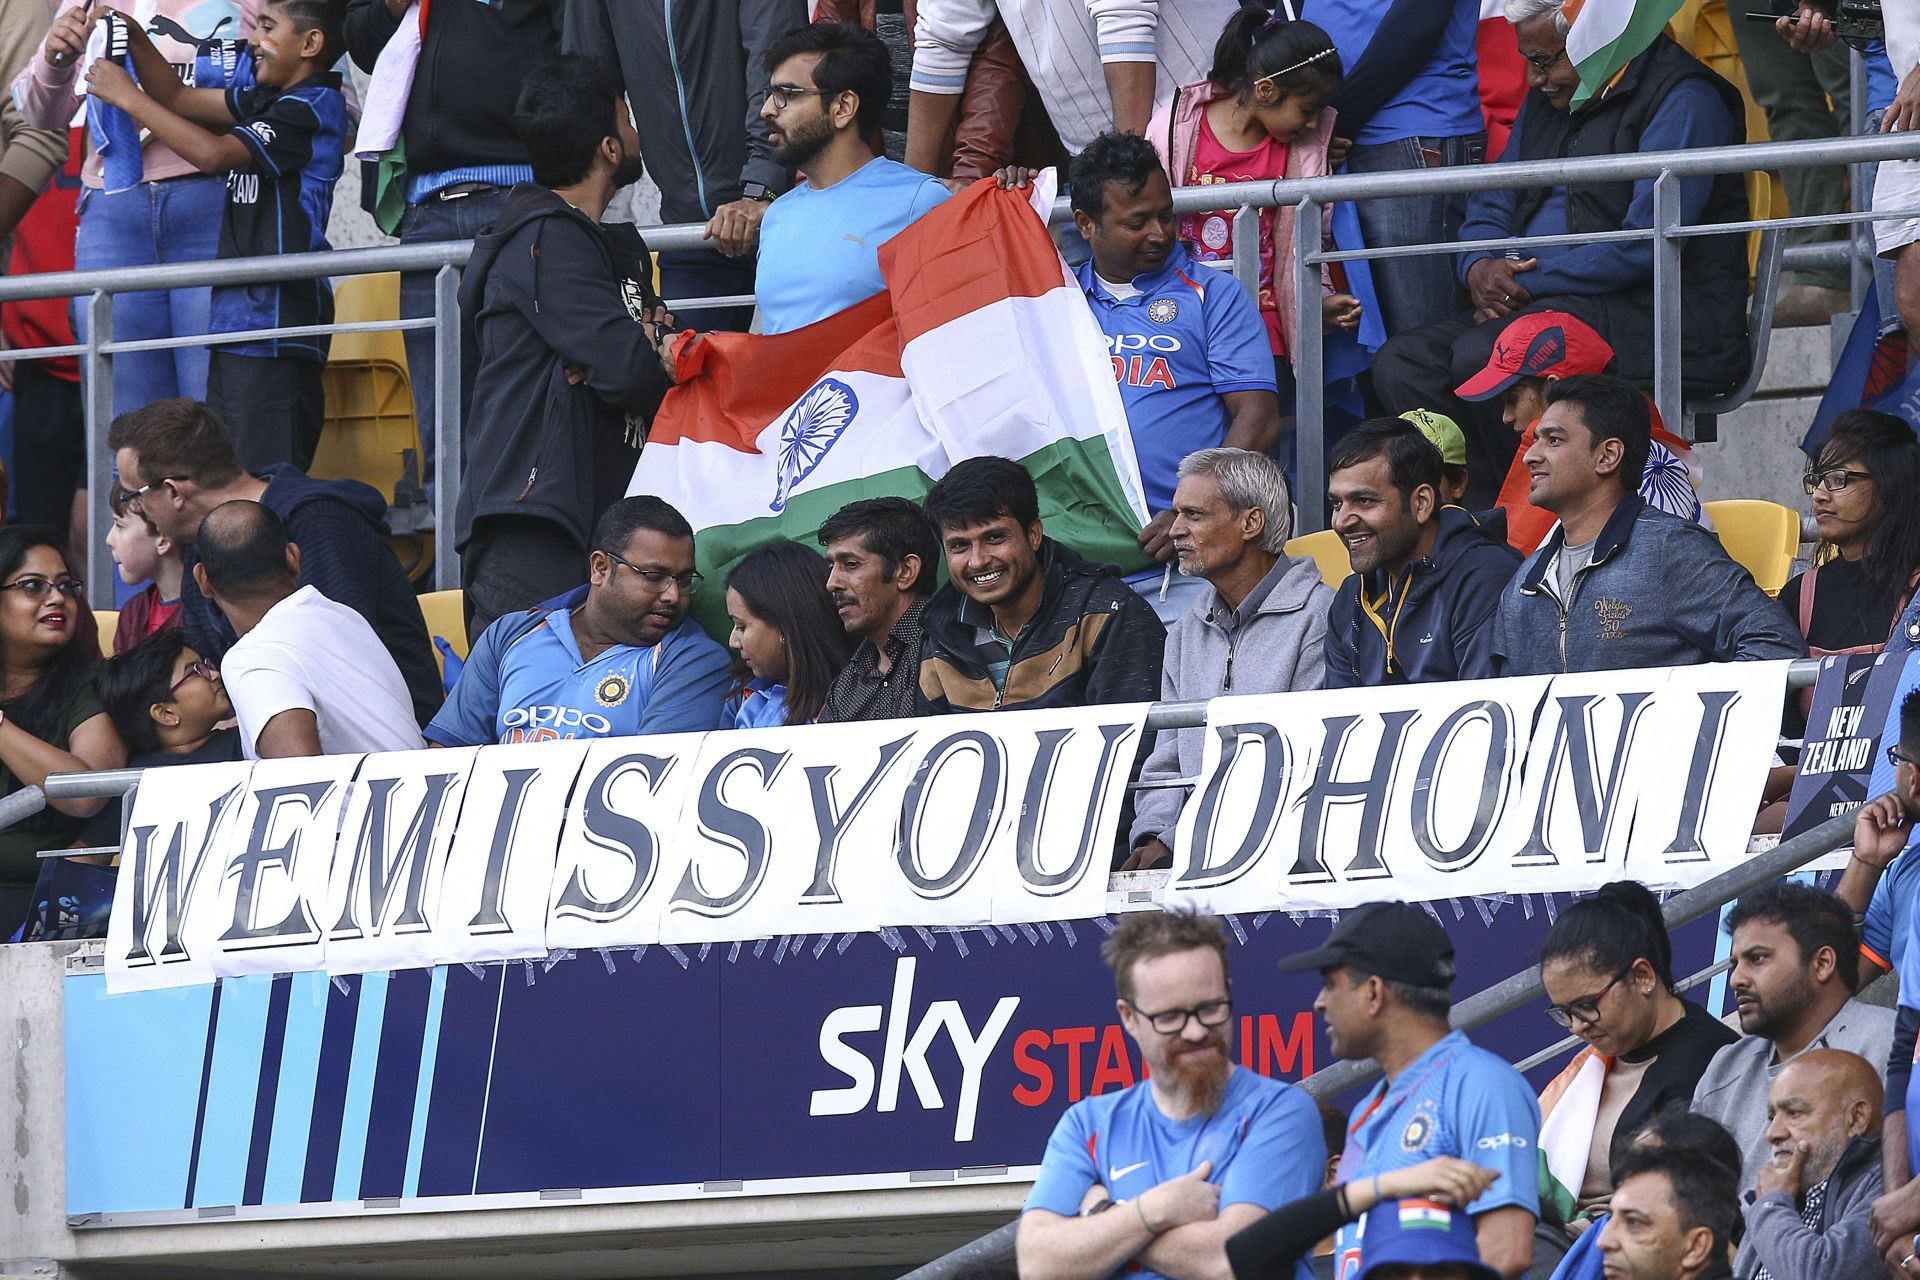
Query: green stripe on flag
xmin=683 ymin=437 xmax=1152 ymax=643
xmin=1570 ymin=0 xmax=1684 ymax=108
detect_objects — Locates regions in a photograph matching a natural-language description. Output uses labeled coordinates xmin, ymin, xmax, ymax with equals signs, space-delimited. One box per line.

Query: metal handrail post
xmin=1230 ymin=205 xmax=1261 ymax=303
xmin=1651 ymin=171 xmax=1684 ymax=438
xmin=83 ymin=291 xmax=116 ymax=611
xmin=1293 ymin=196 xmax=1325 ymax=532
xmin=1851 ymin=46 xmax=1872 ymax=311
xmin=432 ymin=263 xmax=462 ymax=591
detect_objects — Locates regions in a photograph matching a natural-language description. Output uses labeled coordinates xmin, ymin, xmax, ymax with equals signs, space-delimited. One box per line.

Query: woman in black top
xmin=1783 ymin=409 xmax=1920 ymax=654
xmin=1537 ymin=883 xmax=1737 ymax=1230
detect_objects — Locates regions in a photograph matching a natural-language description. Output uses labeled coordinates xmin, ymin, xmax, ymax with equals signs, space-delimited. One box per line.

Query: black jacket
xmin=344 ymin=0 xmax=560 ymax=174
xmin=562 ymin=0 xmax=803 ymax=224
xmin=455 ymin=184 xmax=670 ymax=553
xmin=915 ymin=540 xmax=1166 ymax=714
xmin=1510 ymin=33 xmax=1750 ymax=393
xmin=1324 ymin=506 xmax=1521 ymax=688
xmin=179 ymin=466 xmax=442 ymax=727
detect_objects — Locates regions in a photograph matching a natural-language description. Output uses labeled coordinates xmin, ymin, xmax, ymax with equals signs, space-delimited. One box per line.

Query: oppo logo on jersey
xmin=1107 ymin=334 xmax=1181 ymax=389
xmin=502 ymin=704 xmax=614 ymax=741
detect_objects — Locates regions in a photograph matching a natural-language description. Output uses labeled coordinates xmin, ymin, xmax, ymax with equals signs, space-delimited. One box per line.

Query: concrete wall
xmin=1691 ymin=322 xmax=1836 ymax=513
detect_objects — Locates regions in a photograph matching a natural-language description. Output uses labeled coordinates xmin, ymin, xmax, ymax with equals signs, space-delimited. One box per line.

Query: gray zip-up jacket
xmin=1733 ymin=1134 xmax=1883 ymax=1280
xmin=1129 ymin=554 xmax=1333 ymax=853
xmin=1493 ymin=493 xmax=1805 ymax=675
xmin=563 ymin=0 xmax=804 ymax=225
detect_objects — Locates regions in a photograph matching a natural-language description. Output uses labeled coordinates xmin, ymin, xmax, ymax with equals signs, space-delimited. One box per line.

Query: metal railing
xmin=0 ymin=131 xmax=1914 ymax=608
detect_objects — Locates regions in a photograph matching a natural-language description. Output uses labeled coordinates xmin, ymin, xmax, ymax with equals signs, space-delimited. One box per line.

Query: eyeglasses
xmin=1522 ymin=46 xmax=1569 ymax=72
xmin=0 ymin=576 xmax=85 ymax=601
xmin=606 ymin=549 xmax=702 ymax=593
xmin=168 ymin=659 xmax=219 ymax=696
xmin=113 ymin=476 xmax=181 ymax=514
xmin=1803 ymin=467 xmax=1872 ymax=494
xmin=1889 ymin=745 xmax=1918 ymax=770
xmin=1127 ymin=995 xmax=1234 ymax=1036
xmin=766 ymin=84 xmax=830 ymax=111
xmin=1545 ymin=970 xmax=1630 ymax=1028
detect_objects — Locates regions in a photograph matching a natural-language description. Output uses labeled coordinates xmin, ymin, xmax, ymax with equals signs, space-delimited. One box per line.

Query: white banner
xmin=105 ymin=705 xmax=1149 ymax=991
xmin=99 ymin=664 xmax=1788 ymax=993
xmin=1162 ymin=661 xmax=1790 ymax=914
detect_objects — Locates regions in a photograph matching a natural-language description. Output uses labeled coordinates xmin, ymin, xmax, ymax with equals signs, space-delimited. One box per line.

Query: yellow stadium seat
xmin=1705 ymin=499 xmax=1801 ymax=596
xmin=418 ymin=590 xmax=468 ymax=675
xmin=330 ymin=272 xmax=410 ymax=369
xmin=93 ymin=611 xmax=117 ymax=659
xmin=1284 ymin=529 xmax=1353 ymax=591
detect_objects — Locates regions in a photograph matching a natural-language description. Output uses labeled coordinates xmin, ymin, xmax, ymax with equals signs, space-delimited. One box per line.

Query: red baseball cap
xmin=1454 ymin=311 xmax=1615 ymax=402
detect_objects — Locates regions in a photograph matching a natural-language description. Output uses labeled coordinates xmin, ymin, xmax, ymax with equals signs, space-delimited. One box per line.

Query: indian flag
xmin=1536 ymin=1046 xmax=1610 ymax=1223
xmin=1398 ymin=1198 xmax=1455 ymax=1231
xmin=629 ymin=172 xmax=1149 ymax=634
xmin=1564 ymin=0 xmax=1686 ymax=108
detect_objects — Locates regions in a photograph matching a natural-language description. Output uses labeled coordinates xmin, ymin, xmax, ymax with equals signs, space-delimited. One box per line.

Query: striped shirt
xmin=910 ymin=0 xmax=1239 ymax=154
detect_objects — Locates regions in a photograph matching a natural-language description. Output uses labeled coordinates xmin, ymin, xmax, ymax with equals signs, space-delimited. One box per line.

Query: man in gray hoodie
xmin=1122 ymin=448 xmax=1332 ymax=872
xmin=1733 ymin=1049 xmax=1884 ymax=1280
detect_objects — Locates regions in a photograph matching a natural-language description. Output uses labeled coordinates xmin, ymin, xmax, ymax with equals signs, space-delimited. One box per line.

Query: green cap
xmin=1401 ymin=409 xmax=1467 ymax=468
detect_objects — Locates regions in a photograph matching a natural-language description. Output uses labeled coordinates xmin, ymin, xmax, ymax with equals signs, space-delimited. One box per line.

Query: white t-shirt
xmin=222 ymin=585 xmax=424 ymax=759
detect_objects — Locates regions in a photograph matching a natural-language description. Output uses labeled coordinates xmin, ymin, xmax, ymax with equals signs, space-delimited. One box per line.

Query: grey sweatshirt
xmin=1733 ymin=1135 xmax=1883 ymax=1280
xmin=1129 ymin=554 xmax=1334 ymax=852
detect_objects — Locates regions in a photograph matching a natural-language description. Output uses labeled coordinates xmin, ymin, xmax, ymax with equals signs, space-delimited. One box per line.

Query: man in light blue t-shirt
xmin=1018 ymin=910 xmax=1324 ymax=1280
xmin=753 ymin=21 xmax=951 ymax=334
xmin=1279 ymin=902 xmax=1539 ymax=1279
xmin=1305 ymin=0 xmax=1486 ymax=334
xmin=425 ymin=496 xmax=732 ymax=746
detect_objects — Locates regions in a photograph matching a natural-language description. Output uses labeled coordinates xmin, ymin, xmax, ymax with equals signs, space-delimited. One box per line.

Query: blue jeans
xmin=399 ymin=188 xmax=511 ymax=485
xmin=1343 ymin=134 xmax=1486 ymax=334
xmin=71 ymin=175 xmax=225 ymax=416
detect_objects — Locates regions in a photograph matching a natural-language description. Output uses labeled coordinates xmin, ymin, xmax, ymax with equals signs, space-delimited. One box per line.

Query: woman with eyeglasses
xmin=0 ymin=527 xmax=127 ymax=936
xmin=1782 ymin=409 xmax=1920 ymax=657
xmin=1532 ymin=881 xmax=1735 ymax=1270
xmin=723 ymin=543 xmax=852 ymax=729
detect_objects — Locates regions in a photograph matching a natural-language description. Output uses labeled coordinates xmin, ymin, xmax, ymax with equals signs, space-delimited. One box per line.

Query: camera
xmin=1757 ymin=0 xmax=1885 ymax=48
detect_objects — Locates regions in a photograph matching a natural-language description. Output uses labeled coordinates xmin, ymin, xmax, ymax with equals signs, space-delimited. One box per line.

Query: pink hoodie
xmin=1147 ymin=78 xmax=1337 ymax=366
xmin=13 ymin=0 xmax=261 ymax=189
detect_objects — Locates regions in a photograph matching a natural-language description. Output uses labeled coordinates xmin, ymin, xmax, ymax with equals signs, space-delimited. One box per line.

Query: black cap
xmin=1276 ymin=902 xmax=1455 ymax=988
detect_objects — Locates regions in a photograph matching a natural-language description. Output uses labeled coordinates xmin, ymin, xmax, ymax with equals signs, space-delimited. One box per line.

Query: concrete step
xmin=1693 ymin=394 xmax=1818 ymax=509
xmin=1754 ymin=321 xmax=1841 ymax=397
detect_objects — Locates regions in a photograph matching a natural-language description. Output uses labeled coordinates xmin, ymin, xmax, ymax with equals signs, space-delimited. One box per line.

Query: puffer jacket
xmin=1493 ymin=494 xmax=1805 ymax=675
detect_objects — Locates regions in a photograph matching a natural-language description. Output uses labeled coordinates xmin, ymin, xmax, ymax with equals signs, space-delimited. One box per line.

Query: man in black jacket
xmin=343 ymin=0 xmax=560 ymax=486
xmin=1323 ymin=418 xmax=1519 ymax=688
xmin=564 ymin=0 xmax=805 ymax=332
xmin=914 ymin=456 xmax=1164 ymax=714
xmin=1370 ymin=4 xmax=1748 ymax=507
xmin=456 ymin=55 xmax=675 ymax=637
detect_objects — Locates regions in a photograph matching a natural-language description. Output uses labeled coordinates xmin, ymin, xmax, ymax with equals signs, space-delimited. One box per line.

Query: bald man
xmin=1733 ymin=1049 xmax=1884 ymax=1280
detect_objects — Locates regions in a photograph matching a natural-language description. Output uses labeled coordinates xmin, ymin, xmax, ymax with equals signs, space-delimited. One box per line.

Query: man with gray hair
xmin=1121 ymin=447 xmax=1332 ymax=872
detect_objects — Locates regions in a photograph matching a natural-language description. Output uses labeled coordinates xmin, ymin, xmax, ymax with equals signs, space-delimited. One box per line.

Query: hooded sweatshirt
xmin=455 ymin=183 xmax=671 ymax=554
xmin=178 ymin=465 xmax=442 ymax=727
xmin=1130 ymin=553 xmax=1333 ymax=852
xmin=1324 ymin=505 xmax=1521 ymax=688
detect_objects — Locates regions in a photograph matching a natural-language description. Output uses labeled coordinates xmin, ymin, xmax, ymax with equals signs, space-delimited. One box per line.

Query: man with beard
xmin=1280 ymin=902 xmax=1539 ymax=1279
xmin=753 ymin=22 xmax=950 ymax=335
xmin=454 ymin=54 xmax=677 ymax=637
xmin=1693 ymin=884 xmax=1894 ymax=1188
xmin=426 ymin=497 xmax=732 ymax=746
xmin=1017 ymin=909 xmax=1324 ymax=1280
xmin=1732 ymin=1049 xmax=1884 ymax=1280
xmin=816 ymin=497 xmax=939 ymax=723
xmin=1322 ymin=418 xmax=1519 ymax=688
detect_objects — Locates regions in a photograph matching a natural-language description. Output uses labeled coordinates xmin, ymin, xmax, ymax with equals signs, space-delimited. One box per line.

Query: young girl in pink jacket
xmin=1148 ymin=6 xmax=1361 ymax=396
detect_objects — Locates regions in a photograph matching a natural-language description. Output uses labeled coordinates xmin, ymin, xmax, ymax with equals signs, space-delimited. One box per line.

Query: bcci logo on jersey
xmin=770 ymin=378 xmax=857 ymax=513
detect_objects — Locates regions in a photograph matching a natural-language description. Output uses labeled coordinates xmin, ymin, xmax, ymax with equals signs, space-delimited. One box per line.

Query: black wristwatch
xmin=740 ymin=181 xmax=776 ymax=203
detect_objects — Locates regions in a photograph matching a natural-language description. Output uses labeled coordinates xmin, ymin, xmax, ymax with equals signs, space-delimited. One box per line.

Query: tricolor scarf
xmin=1536 ymin=1046 xmax=1610 ymax=1224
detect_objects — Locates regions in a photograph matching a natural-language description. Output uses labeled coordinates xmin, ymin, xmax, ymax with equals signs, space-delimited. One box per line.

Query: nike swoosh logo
xmin=1109 ymin=1161 xmax=1149 ymax=1181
